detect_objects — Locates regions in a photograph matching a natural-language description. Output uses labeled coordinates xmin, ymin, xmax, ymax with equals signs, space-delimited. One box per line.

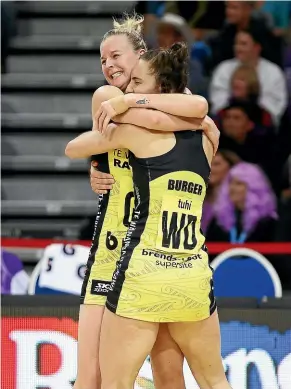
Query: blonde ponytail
xmin=102 ymin=12 xmax=147 ymax=52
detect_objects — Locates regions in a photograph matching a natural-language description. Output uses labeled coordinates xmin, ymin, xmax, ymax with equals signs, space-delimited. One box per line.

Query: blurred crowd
xmin=130 ymin=1 xmax=291 ymax=250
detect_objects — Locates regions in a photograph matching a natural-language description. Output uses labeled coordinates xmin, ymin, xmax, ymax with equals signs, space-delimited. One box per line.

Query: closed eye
xmin=132 ymin=78 xmax=142 ymax=85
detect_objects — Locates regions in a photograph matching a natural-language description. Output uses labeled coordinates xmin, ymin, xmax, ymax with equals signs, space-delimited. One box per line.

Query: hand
xmin=94 ymin=100 xmax=117 ymax=134
xmin=90 ymin=162 xmax=115 ymax=194
xmin=94 ymin=96 xmax=129 ymax=134
xmin=202 ymin=116 xmax=220 ymax=155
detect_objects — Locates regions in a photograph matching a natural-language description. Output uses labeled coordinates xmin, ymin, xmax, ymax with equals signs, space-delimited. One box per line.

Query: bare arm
xmin=114 ymin=109 xmax=203 ymax=132
xmin=66 ymin=86 xmax=139 ymax=159
xmin=65 ymin=127 xmax=126 ymax=159
xmin=124 ymin=93 xmax=208 ymax=118
xmin=115 ymin=110 xmax=219 ymax=154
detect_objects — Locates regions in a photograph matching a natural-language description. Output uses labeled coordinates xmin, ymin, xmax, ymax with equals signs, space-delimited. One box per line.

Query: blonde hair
xmin=113 ymin=13 xmax=144 ymax=35
xmin=231 ymin=64 xmax=260 ymax=96
xmin=102 ymin=13 xmax=147 ymax=52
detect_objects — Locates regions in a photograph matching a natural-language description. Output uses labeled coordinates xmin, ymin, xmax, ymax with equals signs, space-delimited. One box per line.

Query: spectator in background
xmin=284 ymin=44 xmax=291 ymax=117
xmin=1 ymin=250 xmax=29 ymax=294
xmin=231 ymin=64 xmax=260 ymax=102
xmin=156 ymin=13 xmax=193 ymax=49
xmin=210 ymin=28 xmax=288 ymax=124
xmin=206 ymin=162 xmax=277 ymax=242
xmin=255 ymin=1 xmax=291 ymax=37
xmin=274 ymin=156 xmax=291 ymax=289
xmin=209 ymin=0 xmax=283 ymax=68
xmin=164 ymin=1 xmax=226 ymax=37
xmin=134 ymin=1 xmax=164 ymax=37
xmin=276 ymin=155 xmax=291 ymax=243
xmin=202 ymin=150 xmax=241 ymax=233
xmin=216 ymin=64 xmax=274 ymax=134
xmin=147 ymin=13 xmax=206 ymax=94
xmin=218 ymin=100 xmax=276 ymax=185
xmin=163 ymin=2 xmax=226 ymax=74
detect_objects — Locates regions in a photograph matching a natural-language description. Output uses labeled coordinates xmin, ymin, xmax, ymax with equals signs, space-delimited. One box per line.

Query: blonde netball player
xmin=75 ymin=14 xmax=219 ymax=389
xmin=66 ymin=43 xmax=229 ymax=389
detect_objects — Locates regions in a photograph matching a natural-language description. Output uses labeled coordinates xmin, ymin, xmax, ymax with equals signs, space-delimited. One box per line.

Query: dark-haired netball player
xmin=66 ymin=42 xmax=229 ymax=389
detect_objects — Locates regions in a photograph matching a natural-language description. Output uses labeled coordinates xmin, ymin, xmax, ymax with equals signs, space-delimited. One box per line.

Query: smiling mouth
xmin=111 ymin=72 xmax=123 ymax=79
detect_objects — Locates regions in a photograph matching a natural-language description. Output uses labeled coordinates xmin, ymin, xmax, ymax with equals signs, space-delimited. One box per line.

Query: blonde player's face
xmin=126 ymin=59 xmax=161 ymax=94
xmin=100 ymin=35 xmax=144 ymax=92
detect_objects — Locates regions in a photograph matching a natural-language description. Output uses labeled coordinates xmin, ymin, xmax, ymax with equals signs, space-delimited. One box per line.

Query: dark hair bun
xmin=141 ymin=42 xmax=189 ymax=93
xmin=169 ymin=42 xmax=189 ymax=64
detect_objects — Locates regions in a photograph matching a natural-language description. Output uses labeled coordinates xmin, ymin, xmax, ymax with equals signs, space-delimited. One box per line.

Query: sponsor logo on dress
xmin=91 ymin=280 xmax=111 ymax=296
xmin=142 ymin=248 xmax=202 ymax=269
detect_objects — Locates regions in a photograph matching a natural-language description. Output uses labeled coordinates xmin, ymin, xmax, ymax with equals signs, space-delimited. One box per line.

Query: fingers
xmin=211 ymin=134 xmax=219 ymax=155
xmin=102 ymin=115 xmax=111 ymax=134
xmin=99 ymin=111 xmax=107 ymax=133
xmin=90 ymin=165 xmax=114 ymax=180
xmin=90 ymin=177 xmax=115 ymax=194
xmin=208 ymin=133 xmax=218 ymax=155
xmin=106 ymin=122 xmax=118 ymax=132
xmin=93 ymin=107 xmax=102 ymax=131
xmin=91 ymin=176 xmax=115 ymax=185
xmin=91 ymin=185 xmax=110 ymax=195
xmin=90 ymin=163 xmax=115 ymax=195
xmin=90 ymin=183 xmax=109 ymax=195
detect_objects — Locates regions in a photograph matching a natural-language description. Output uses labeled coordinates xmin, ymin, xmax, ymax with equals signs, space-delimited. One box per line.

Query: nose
xmin=125 ymin=83 xmax=134 ymax=93
xmin=105 ymin=58 xmax=114 ymax=68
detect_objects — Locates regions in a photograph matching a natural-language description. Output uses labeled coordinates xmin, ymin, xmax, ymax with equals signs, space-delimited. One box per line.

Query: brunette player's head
xmin=126 ymin=42 xmax=189 ymax=94
xmin=100 ymin=13 xmax=147 ymax=92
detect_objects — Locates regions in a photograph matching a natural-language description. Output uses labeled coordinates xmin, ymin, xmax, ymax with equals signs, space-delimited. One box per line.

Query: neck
xmin=208 ymin=185 xmax=220 ymax=203
xmin=231 ymin=131 xmax=248 ymax=144
xmin=236 ymin=17 xmax=249 ymax=30
xmin=241 ymin=57 xmax=259 ymax=67
xmin=235 ymin=202 xmax=245 ymax=211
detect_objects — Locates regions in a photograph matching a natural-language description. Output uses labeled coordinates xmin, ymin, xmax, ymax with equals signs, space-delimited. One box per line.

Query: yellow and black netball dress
xmin=106 ymin=131 xmax=216 ymax=322
xmin=81 ymin=149 xmax=134 ymax=305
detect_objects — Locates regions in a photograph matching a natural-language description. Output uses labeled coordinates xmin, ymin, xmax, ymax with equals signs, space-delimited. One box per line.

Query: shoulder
xmin=92 ymin=85 xmax=124 ymax=115
xmin=258 ymin=58 xmax=285 ymax=77
xmin=92 ymin=85 xmax=123 ymax=101
xmin=213 ymin=58 xmax=238 ymax=75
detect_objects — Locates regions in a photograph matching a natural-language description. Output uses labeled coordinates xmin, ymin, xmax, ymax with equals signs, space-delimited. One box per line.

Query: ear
xmin=138 ymin=49 xmax=146 ymax=57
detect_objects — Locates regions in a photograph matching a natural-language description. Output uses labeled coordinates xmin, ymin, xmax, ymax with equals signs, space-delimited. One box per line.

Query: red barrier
xmin=1 ymin=238 xmax=291 ymax=255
